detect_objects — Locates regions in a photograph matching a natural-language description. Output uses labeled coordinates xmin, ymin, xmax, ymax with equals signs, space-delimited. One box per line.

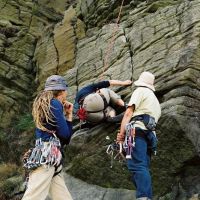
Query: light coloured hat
xmin=134 ymin=71 xmax=155 ymax=91
xmin=44 ymin=75 xmax=68 ymax=91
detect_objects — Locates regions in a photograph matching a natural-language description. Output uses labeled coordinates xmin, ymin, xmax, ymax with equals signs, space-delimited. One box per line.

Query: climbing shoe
xmin=107 ymin=112 xmax=124 ymax=123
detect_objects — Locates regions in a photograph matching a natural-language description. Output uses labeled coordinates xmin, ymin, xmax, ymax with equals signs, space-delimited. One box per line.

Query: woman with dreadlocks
xmin=22 ymin=75 xmax=73 ymax=200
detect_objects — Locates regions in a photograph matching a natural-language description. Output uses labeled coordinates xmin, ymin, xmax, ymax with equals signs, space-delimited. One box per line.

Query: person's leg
xmin=105 ymin=106 xmax=116 ymax=118
xmin=132 ymin=169 xmax=152 ymax=199
xmin=49 ymin=165 xmax=73 ymax=200
xmin=106 ymin=111 xmax=125 ymax=123
xmin=22 ymin=166 xmax=55 ymax=200
xmin=127 ymin=136 xmax=152 ymax=199
xmin=100 ymin=88 xmax=125 ymax=122
xmin=116 ymin=99 xmax=125 ymax=106
xmin=107 ymin=89 xmax=125 ymax=107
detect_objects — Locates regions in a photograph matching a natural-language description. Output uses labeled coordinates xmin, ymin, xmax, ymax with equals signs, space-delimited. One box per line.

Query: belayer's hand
xmin=116 ymin=132 xmax=125 ymax=143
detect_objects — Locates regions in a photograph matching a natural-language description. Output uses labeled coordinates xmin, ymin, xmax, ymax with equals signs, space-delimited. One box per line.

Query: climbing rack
xmin=106 ymin=142 xmax=125 ymax=168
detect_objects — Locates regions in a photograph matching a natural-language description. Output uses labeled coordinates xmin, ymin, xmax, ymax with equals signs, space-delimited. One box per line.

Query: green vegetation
xmin=76 ymin=0 xmax=184 ymax=28
xmin=146 ymin=0 xmax=183 ymax=13
xmin=0 ymin=164 xmax=21 ymax=182
xmin=0 ymin=113 xmax=35 ymax=198
xmin=0 ymin=163 xmax=23 ymax=199
xmin=15 ymin=113 xmax=35 ymax=132
xmin=151 ymin=117 xmax=196 ymax=196
xmin=32 ymin=4 xmax=40 ymax=16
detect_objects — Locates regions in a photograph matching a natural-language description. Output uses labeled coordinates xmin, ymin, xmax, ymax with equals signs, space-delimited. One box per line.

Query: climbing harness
xmin=21 ymin=131 xmax=63 ymax=194
xmin=100 ymin=0 xmax=125 ymax=79
xmin=106 ymin=114 xmax=158 ymax=164
xmin=23 ymin=133 xmax=62 ymax=170
xmin=77 ymin=92 xmax=108 ymax=124
xmin=131 ymin=114 xmax=157 ymax=131
xmin=123 ymin=114 xmax=158 ymax=158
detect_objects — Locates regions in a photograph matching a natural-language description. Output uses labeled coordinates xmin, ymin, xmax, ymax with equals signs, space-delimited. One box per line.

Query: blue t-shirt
xmin=35 ymin=98 xmax=73 ymax=146
xmin=73 ymin=81 xmax=110 ymax=113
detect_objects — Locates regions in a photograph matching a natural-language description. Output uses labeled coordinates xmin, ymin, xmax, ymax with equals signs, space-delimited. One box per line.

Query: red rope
xmin=100 ymin=0 xmax=125 ymax=79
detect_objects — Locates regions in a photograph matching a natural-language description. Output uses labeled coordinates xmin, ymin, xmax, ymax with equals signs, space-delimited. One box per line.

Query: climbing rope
xmin=100 ymin=0 xmax=125 ymax=79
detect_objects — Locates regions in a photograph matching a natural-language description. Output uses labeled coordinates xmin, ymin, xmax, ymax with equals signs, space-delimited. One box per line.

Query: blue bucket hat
xmin=44 ymin=75 xmax=68 ymax=91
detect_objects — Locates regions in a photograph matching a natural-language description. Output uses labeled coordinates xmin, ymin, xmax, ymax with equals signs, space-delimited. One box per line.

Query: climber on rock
xmin=73 ymin=79 xmax=132 ymax=127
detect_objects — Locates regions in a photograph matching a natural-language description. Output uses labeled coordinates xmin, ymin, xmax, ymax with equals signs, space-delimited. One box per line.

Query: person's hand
xmin=116 ymin=132 xmax=125 ymax=143
xmin=63 ymin=101 xmax=73 ymax=113
xmin=63 ymin=100 xmax=73 ymax=121
xmin=123 ymin=80 xmax=132 ymax=86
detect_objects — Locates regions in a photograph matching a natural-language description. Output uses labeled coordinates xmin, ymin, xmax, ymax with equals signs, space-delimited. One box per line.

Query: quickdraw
xmin=23 ymin=136 xmax=62 ymax=170
xmin=106 ymin=142 xmax=125 ymax=168
xmin=124 ymin=121 xmax=136 ymax=159
xmin=106 ymin=121 xmax=136 ymax=168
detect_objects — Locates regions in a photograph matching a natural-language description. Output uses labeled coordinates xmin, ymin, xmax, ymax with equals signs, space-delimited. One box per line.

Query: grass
xmin=0 ymin=113 xmax=35 ymax=199
xmin=146 ymin=0 xmax=183 ymax=13
xmin=0 ymin=113 xmax=35 ymax=164
xmin=15 ymin=113 xmax=35 ymax=132
xmin=0 ymin=163 xmax=23 ymax=198
xmin=0 ymin=163 xmax=21 ymax=182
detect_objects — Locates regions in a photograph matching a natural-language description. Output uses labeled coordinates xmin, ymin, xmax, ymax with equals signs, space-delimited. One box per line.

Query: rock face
xmin=54 ymin=0 xmax=200 ymax=198
xmin=0 ymin=0 xmax=200 ymax=199
xmin=65 ymin=173 xmax=136 ymax=200
xmin=34 ymin=6 xmax=86 ymax=91
xmin=63 ymin=1 xmax=200 ymax=197
xmin=0 ymin=0 xmax=69 ymax=128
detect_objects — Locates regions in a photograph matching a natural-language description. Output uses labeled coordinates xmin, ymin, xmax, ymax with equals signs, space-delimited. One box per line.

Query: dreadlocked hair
xmin=32 ymin=90 xmax=63 ymax=132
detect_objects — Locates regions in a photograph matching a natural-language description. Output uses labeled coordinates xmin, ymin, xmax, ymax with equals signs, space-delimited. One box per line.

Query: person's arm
xmin=116 ymin=88 xmax=143 ymax=142
xmin=90 ymin=80 xmax=132 ymax=90
xmin=109 ymin=80 xmax=132 ymax=87
xmin=92 ymin=81 xmax=110 ymax=90
xmin=51 ymin=100 xmax=73 ymax=144
xmin=74 ymin=81 xmax=110 ymax=107
xmin=117 ymin=106 xmax=134 ymax=143
xmin=62 ymin=100 xmax=73 ymax=122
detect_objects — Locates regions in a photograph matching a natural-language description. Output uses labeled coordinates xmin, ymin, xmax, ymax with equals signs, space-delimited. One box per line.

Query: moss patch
xmin=0 ymin=113 xmax=35 ymax=198
xmin=0 ymin=113 xmax=35 ymax=165
xmin=151 ymin=115 xmax=196 ymax=196
xmin=146 ymin=0 xmax=183 ymax=13
xmin=0 ymin=164 xmax=23 ymax=199
xmin=15 ymin=113 xmax=35 ymax=132
xmin=66 ymin=124 xmax=133 ymax=189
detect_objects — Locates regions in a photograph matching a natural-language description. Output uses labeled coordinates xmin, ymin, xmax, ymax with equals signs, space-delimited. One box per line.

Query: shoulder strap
xmin=45 ymin=129 xmax=58 ymax=138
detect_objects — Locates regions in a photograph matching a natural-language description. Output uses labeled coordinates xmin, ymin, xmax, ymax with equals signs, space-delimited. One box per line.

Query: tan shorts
xmin=82 ymin=89 xmax=121 ymax=123
xmin=100 ymin=88 xmax=121 ymax=104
